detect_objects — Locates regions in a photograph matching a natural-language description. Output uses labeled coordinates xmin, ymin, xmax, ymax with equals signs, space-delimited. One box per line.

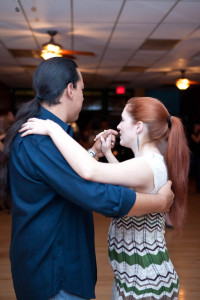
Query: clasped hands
xmin=91 ymin=129 xmax=118 ymax=159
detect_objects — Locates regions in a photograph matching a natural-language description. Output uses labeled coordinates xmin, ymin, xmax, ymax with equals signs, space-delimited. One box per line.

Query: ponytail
xmin=0 ymin=97 xmax=40 ymax=203
xmin=165 ymin=116 xmax=190 ymax=230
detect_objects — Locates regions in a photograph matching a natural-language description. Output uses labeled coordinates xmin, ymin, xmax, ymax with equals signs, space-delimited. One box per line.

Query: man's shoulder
xmin=14 ymin=131 xmax=48 ymax=147
xmin=12 ymin=132 xmax=58 ymax=157
xmin=11 ymin=131 xmax=68 ymax=174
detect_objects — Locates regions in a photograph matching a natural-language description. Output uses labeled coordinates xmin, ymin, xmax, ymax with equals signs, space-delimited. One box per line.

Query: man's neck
xmin=41 ymin=103 xmax=67 ymax=123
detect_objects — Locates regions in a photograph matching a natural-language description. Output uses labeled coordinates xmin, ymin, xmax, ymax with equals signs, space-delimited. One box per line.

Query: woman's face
xmin=117 ymin=107 xmax=135 ymax=148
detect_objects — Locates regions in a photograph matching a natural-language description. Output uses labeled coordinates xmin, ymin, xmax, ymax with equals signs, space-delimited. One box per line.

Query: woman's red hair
xmin=126 ymin=97 xmax=190 ymax=230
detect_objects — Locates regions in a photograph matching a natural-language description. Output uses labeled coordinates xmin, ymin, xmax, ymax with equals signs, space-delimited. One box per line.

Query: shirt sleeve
xmin=23 ymin=134 xmax=136 ymax=218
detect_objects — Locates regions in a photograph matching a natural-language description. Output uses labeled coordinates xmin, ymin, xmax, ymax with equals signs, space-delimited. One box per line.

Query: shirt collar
xmin=38 ymin=106 xmax=73 ymax=136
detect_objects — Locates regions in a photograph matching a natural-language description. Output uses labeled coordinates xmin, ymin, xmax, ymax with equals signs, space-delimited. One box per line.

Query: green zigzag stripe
xmin=109 ymin=249 xmax=169 ymax=268
xmin=115 ymin=278 xmax=179 ymax=296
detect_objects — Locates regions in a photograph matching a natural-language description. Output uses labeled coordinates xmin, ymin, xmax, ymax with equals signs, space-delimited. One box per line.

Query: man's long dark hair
xmin=0 ymin=57 xmax=80 ymax=203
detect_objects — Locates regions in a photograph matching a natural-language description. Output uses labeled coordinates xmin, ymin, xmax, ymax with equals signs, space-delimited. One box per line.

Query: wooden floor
xmin=0 ymin=180 xmax=200 ymax=300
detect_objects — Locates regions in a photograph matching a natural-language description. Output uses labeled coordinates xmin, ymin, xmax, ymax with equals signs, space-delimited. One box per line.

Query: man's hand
xmin=157 ymin=180 xmax=174 ymax=212
xmin=91 ymin=129 xmax=118 ymax=159
xmin=128 ymin=180 xmax=174 ymax=217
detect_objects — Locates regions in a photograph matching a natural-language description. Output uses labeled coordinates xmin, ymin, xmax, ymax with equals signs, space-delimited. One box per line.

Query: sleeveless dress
xmin=108 ymin=153 xmax=179 ymax=299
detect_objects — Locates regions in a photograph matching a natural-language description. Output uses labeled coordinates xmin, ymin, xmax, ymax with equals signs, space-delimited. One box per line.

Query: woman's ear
xmin=136 ymin=121 xmax=144 ymax=134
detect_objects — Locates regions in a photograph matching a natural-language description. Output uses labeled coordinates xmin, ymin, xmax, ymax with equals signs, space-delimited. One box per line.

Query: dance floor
xmin=0 ymin=180 xmax=199 ymax=299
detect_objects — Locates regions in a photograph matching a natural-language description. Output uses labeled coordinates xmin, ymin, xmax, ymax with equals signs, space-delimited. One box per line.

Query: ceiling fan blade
xmin=9 ymin=49 xmax=41 ymax=58
xmin=190 ymin=80 xmax=200 ymax=85
xmin=61 ymin=49 xmax=95 ymax=56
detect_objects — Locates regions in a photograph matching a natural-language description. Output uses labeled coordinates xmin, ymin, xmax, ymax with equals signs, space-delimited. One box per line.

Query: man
xmin=2 ymin=57 xmax=173 ymax=300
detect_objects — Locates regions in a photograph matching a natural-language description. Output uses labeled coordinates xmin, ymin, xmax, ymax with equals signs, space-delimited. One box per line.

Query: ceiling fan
xmin=175 ymin=70 xmax=190 ymax=90
xmin=8 ymin=30 xmax=95 ymax=60
xmin=163 ymin=68 xmax=200 ymax=90
xmin=41 ymin=30 xmax=95 ymax=60
xmin=175 ymin=69 xmax=200 ymax=90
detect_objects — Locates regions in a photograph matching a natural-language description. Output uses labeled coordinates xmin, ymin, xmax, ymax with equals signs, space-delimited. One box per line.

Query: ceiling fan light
xmin=44 ymin=43 xmax=61 ymax=52
xmin=176 ymin=78 xmax=190 ymax=90
xmin=41 ymin=49 xmax=62 ymax=60
xmin=41 ymin=33 xmax=63 ymax=60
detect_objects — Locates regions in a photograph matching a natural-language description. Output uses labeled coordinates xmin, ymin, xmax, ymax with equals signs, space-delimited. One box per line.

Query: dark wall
xmin=145 ymin=85 xmax=200 ymax=135
xmin=179 ymin=86 xmax=200 ymax=125
xmin=145 ymin=87 xmax=180 ymax=116
xmin=0 ymin=82 xmax=11 ymax=113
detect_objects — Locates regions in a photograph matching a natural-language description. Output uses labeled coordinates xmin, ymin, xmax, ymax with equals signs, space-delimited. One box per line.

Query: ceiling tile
xmin=73 ymin=23 xmax=113 ymax=55
xmin=128 ymin=50 xmax=167 ymax=66
xmin=108 ymin=37 xmax=145 ymax=51
xmin=74 ymin=23 xmax=112 ymax=40
xmin=164 ymin=1 xmax=200 ymax=23
xmin=119 ymin=0 xmax=177 ymax=23
xmin=151 ymin=23 xmax=198 ymax=39
xmin=21 ymin=0 xmax=71 ymax=23
xmin=0 ymin=21 xmax=38 ymax=49
xmin=74 ymin=0 xmax=123 ymax=22
xmin=74 ymin=37 xmax=105 ymax=56
xmin=112 ymin=23 xmax=156 ymax=39
xmin=121 ymin=66 xmax=148 ymax=72
xmin=101 ymin=48 xmax=134 ymax=66
xmin=0 ymin=1 xmax=25 ymax=21
xmin=109 ymin=23 xmax=160 ymax=52
xmin=140 ymin=39 xmax=180 ymax=51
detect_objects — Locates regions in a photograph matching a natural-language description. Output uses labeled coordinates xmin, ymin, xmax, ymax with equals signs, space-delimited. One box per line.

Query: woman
xmin=20 ymin=97 xmax=190 ymax=299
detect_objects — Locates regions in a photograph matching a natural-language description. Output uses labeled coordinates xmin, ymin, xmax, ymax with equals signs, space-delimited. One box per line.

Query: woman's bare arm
xmin=20 ymin=118 xmax=174 ymax=215
xmin=20 ymin=118 xmax=152 ymax=190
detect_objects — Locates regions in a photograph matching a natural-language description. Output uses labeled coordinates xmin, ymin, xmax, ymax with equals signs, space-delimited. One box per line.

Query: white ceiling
xmin=0 ymin=0 xmax=200 ymax=90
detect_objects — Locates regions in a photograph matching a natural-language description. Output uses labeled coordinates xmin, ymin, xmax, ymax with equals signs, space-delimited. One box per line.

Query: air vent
xmin=9 ymin=49 xmax=40 ymax=58
xmin=139 ymin=39 xmax=180 ymax=51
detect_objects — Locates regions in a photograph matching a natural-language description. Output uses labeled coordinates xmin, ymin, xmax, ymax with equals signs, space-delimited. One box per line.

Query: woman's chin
xmin=119 ymin=140 xmax=124 ymax=146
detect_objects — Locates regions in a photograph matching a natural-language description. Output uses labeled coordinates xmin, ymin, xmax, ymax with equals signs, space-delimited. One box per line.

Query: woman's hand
xmin=19 ymin=118 xmax=60 ymax=137
xmin=92 ymin=129 xmax=118 ymax=158
xmin=100 ymin=134 xmax=112 ymax=156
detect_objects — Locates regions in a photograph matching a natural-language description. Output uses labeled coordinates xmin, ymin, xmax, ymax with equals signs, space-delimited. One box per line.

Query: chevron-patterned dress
xmin=108 ymin=153 xmax=179 ymax=299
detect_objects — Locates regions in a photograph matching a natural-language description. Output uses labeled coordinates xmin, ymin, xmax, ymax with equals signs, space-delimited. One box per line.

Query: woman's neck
xmin=133 ymin=143 xmax=161 ymax=158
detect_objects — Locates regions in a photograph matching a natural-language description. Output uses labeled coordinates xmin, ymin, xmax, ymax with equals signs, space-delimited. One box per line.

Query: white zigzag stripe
xmin=110 ymin=259 xmax=178 ymax=282
xmin=108 ymin=242 xmax=166 ymax=256
xmin=116 ymin=286 xmax=179 ymax=300
xmin=116 ymin=272 xmax=178 ymax=289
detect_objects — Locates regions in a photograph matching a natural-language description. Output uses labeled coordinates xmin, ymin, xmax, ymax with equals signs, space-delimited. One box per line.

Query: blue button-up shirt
xmin=9 ymin=107 xmax=135 ymax=300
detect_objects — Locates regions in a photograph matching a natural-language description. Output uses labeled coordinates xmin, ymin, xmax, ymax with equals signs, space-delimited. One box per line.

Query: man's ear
xmin=66 ymin=83 xmax=74 ymax=99
xmin=136 ymin=121 xmax=144 ymax=134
